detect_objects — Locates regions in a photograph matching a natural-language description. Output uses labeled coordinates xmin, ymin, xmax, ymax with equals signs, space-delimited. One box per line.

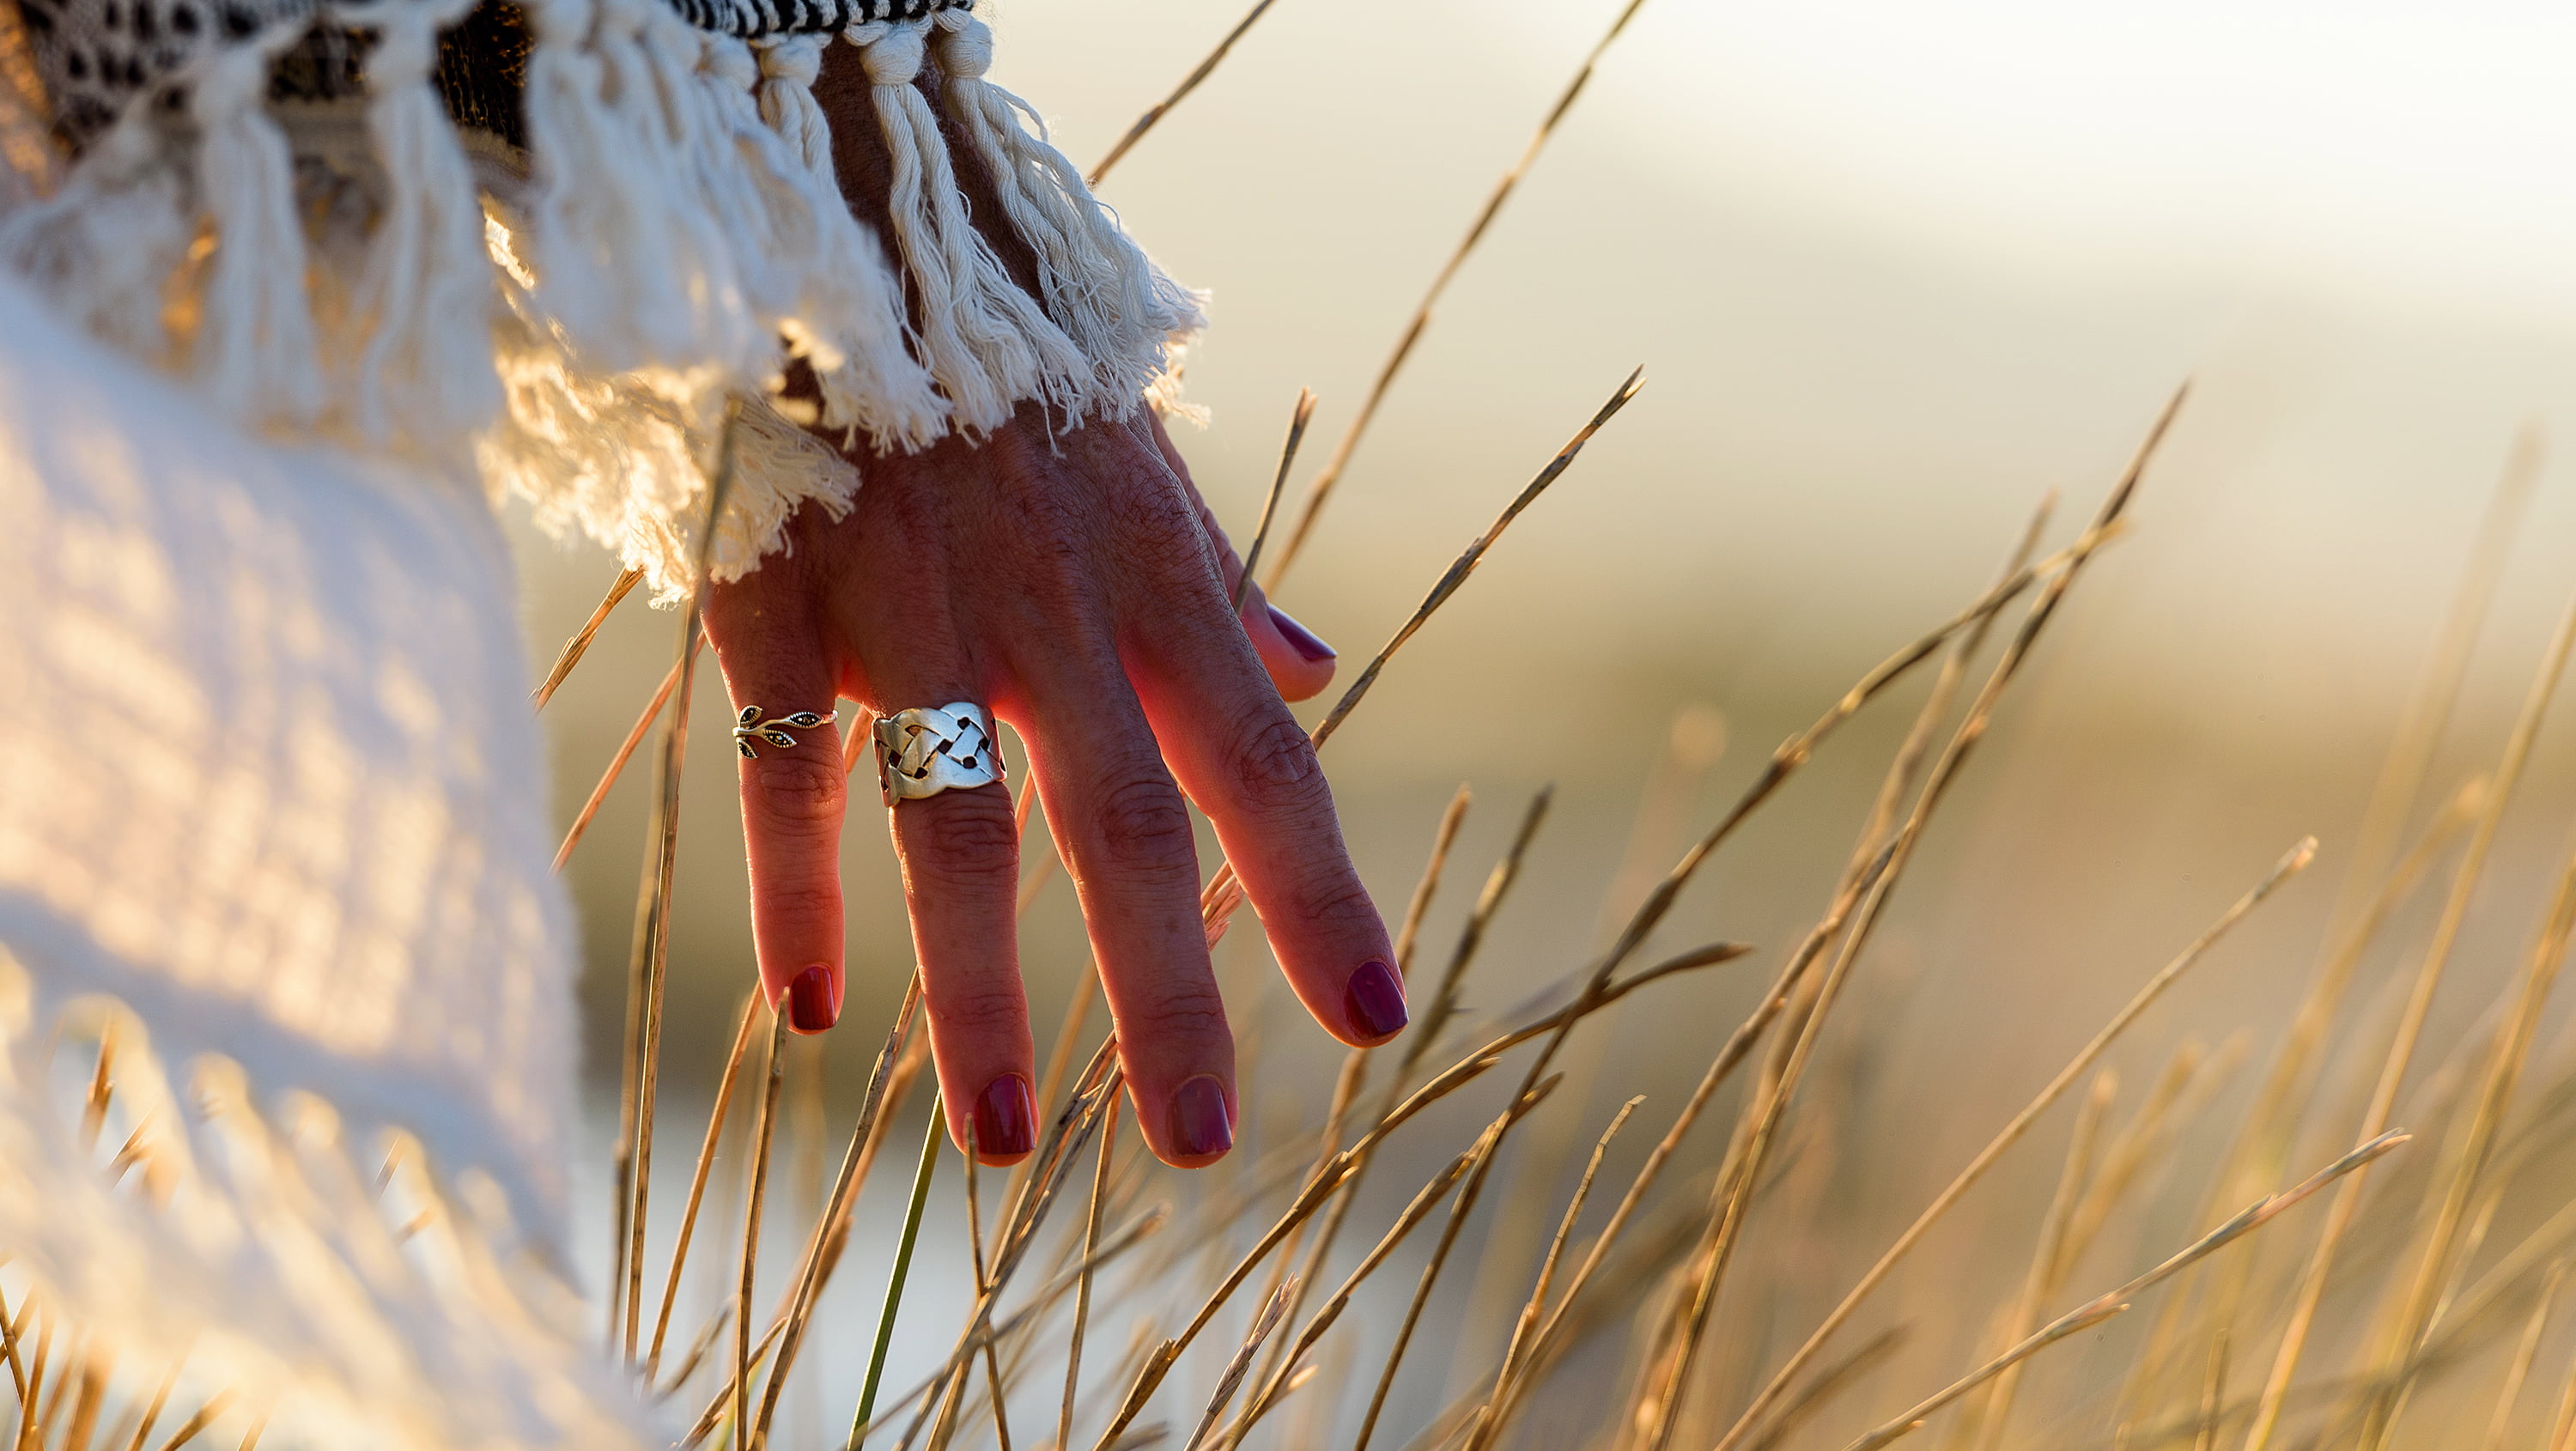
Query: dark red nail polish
xmin=1268 ymin=605 xmax=1336 ymax=662
xmin=1168 ymin=1075 xmax=1233 ymax=1160
xmin=1344 ymin=958 xmax=1408 ymax=1042
xmin=973 ymin=1074 xmax=1036 ymax=1159
xmin=787 ymin=965 xmax=838 ymax=1034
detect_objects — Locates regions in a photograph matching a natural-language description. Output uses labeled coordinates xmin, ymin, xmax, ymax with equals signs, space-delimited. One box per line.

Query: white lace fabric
xmin=0 ymin=271 xmax=649 ymax=1448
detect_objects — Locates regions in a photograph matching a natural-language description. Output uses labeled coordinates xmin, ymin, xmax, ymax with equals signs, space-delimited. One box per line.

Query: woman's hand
xmin=704 ymin=404 xmax=1405 ymax=1169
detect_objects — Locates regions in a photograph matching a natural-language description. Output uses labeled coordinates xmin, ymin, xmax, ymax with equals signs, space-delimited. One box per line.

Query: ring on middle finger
xmin=874 ymin=702 xmax=1005 ymax=806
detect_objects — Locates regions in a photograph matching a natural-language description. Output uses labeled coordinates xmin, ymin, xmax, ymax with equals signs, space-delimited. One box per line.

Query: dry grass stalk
xmin=1647 ymin=414 xmax=2177 ymax=1451
xmin=1460 ymin=1096 xmax=1646 ymax=1451
xmin=1844 ymin=1131 xmax=2409 ymax=1451
xmin=611 ymin=414 xmax=740 ymax=1351
xmin=960 ymin=1135 xmax=1015 ymax=1451
xmin=147 ymin=1387 xmax=228 ymax=1451
xmin=732 ymin=1011 xmax=789 ymax=1451
xmin=2477 ymin=1261 xmax=2562 ymax=1451
xmin=2549 ymin=1329 xmax=2576 ymax=1451
xmin=2356 ymin=796 xmax=2576 ymax=1449
xmin=1266 ymin=0 xmax=1656 ymax=585
xmin=2242 ymin=584 xmax=2576 ymax=1451
xmin=532 ymin=566 xmax=643 ymax=709
xmin=751 ymin=980 xmax=926 ymax=1447
xmin=1085 ymin=0 xmax=1279 ymax=185
xmin=2208 ymin=430 xmax=2537 ymax=1221
xmin=553 ymin=644 xmax=695 ymax=874
xmin=1351 ymin=1076 xmax=1563 ymax=1451
xmin=1180 ymin=1277 xmax=1295 ymax=1451
xmin=1229 ymin=1128 xmax=1499 ymax=1441
xmin=1708 ymin=836 xmax=2309 ymax=1451
xmin=1309 ymin=367 xmax=1643 ymax=753
xmin=1741 ymin=1327 xmax=1910 ymax=1451
xmin=1060 ymin=1097 xmax=1121 ymax=1451
xmin=648 ymin=993 xmax=762 ymax=1378
xmin=2190 ymin=1332 xmax=2230 ymax=1451
xmin=1230 ymin=389 xmax=1313 ymax=617
xmin=1242 ymin=785 xmax=1474 ymax=1438
xmin=1962 ymin=1070 xmax=2118 ymax=1451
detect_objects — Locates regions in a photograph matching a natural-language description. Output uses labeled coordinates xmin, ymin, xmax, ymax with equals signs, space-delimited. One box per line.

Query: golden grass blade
xmin=1964 ymin=1071 xmax=2117 ymax=1451
xmin=1086 ymin=0 xmax=1280 ymax=185
xmin=1060 ymin=1096 xmax=1121 ymax=1451
xmin=2189 ymin=1331 xmax=2228 ymax=1451
xmin=1843 ymin=1132 xmax=2409 ymax=1451
xmin=1230 ymin=389 xmax=1314 ymax=617
xmin=1459 ymin=1096 xmax=1645 ymax=1451
xmin=552 ymin=642 xmax=694 ymax=876
xmin=622 ymin=416 xmax=739 ymax=1363
xmin=2222 ymin=428 xmax=2538 ymax=1200
xmin=750 ymin=978 xmax=926 ymax=1447
xmin=2358 ymin=804 xmax=2576 ymax=1451
xmin=848 ymin=1208 xmax=1167 ymax=1441
xmin=734 ymin=1010 xmax=789 ymax=1450
xmin=2478 ymin=1261 xmax=2561 ymax=1451
xmin=1743 ymin=1327 xmax=1910 ymax=1451
xmin=1651 ymin=416 xmax=2179 ymax=1451
xmin=648 ymin=992 xmax=762 ymax=1379
xmin=1229 ymin=1131 xmax=1500 ymax=1441
xmin=962 ymin=1130 xmax=1014 ymax=1451
xmin=1265 ymin=0 xmax=1656 ymax=586
xmin=1309 ymin=369 xmax=1641 ymax=752
xmin=149 ymin=1388 xmax=230 ymax=1451
xmin=1181 ymin=1278 xmax=1296 ymax=1451
xmin=2549 ymin=1334 xmax=2576 ymax=1451
xmin=1710 ymin=839 xmax=2312 ymax=1451
xmin=1350 ymin=1078 xmax=1563 ymax=1451
xmin=2243 ymin=584 xmax=2576 ymax=1451
xmin=533 ymin=566 xmax=643 ymax=709
xmin=1227 ymin=785 xmax=1474 ymax=1451
xmin=119 ymin=1360 xmax=180 ymax=1451
xmin=80 ymin=1021 xmax=112 ymax=1152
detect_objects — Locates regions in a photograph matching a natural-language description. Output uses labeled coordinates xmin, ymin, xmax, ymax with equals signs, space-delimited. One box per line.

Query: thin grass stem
xmin=854 ymin=1112 xmax=943 ymax=1449
xmin=533 ymin=566 xmax=643 ymax=709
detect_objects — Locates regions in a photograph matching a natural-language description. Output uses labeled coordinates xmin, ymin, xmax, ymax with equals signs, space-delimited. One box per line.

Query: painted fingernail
xmin=1268 ymin=605 xmax=1336 ymax=663
xmin=1168 ymin=1075 xmax=1234 ymax=1160
xmin=1344 ymin=958 xmax=1408 ymax=1042
xmin=973 ymin=1074 xmax=1036 ymax=1159
xmin=787 ymin=965 xmax=838 ymax=1034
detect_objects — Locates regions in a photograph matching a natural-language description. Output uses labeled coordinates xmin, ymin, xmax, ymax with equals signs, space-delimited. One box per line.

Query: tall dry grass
xmin=15 ymin=8 xmax=2576 ymax=1451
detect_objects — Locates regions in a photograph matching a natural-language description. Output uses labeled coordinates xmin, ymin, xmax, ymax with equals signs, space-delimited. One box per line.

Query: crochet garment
xmin=0 ymin=0 xmax=1199 ymax=1443
xmin=1 ymin=0 xmax=1205 ymax=595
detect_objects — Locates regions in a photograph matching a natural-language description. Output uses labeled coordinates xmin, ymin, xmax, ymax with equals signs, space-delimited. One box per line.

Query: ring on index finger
xmin=874 ymin=702 xmax=1005 ymax=806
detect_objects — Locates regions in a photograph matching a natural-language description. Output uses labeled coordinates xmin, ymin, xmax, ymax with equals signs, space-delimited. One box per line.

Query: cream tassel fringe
xmin=191 ymin=20 xmax=327 ymax=428
xmin=343 ymin=0 xmax=506 ymax=451
xmin=0 ymin=106 xmax=193 ymax=367
xmin=522 ymin=0 xmax=759 ymax=385
xmin=754 ymin=33 xmax=946 ymax=449
xmin=844 ymin=16 xmax=1084 ymax=435
xmin=929 ymin=10 xmax=1205 ymax=415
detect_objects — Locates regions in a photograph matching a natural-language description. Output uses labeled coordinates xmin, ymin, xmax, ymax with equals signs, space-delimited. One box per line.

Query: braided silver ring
xmin=732 ymin=706 xmax=838 ymax=759
xmin=874 ymin=702 xmax=1005 ymax=804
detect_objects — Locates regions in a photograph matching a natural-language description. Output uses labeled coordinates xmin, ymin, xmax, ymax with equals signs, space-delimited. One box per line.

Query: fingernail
xmin=973 ymin=1074 xmax=1036 ymax=1159
xmin=787 ymin=965 xmax=838 ymax=1034
xmin=1268 ymin=605 xmax=1336 ymax=662
xmin=1168 ymin=1074 xmax=1234 ymax=1160
xmin=1344 ymin=958 xmax=1408 ymax=1042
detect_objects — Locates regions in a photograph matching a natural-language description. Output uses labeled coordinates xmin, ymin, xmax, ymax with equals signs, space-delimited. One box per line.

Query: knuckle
xmin=907 ymin=789 xmax=1019 ymax=885
xmin=934 ymin=978 xmax=1028 ymax=1038
xmin=1231 ymin=716 xmax=1330 ymax=817
xmin=759 ymin=878 xmax=843 ymax=932
xmin=1089 ymin=773 xmax=1199 ymax=871
xmin=1127 ymin=980 xmax=1230 ymax=1045
xmin=749 ymin=755 xmax=846 ymax=831
xmin=1290 ymin=871 xmax=1382 ymax=938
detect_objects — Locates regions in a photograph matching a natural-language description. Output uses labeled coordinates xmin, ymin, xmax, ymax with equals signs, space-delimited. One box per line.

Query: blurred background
xmin=517 ymin=3 xmax=2576 ymax=1446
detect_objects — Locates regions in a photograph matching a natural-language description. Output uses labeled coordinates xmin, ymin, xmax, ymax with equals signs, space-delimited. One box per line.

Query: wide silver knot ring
xmin=875 ymin=702 xmax=1005 ymax=805
xmin=732 ymin=706 xmax=838 ymax=759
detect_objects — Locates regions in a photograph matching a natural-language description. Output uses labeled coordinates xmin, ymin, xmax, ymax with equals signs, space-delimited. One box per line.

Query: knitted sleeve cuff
xmin=0 ymin=0 xmax=1205 ymax=600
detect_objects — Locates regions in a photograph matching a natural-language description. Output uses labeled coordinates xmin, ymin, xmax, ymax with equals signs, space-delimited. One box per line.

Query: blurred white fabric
xmin=0 ymin=270 xmax=648 ymax=1448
